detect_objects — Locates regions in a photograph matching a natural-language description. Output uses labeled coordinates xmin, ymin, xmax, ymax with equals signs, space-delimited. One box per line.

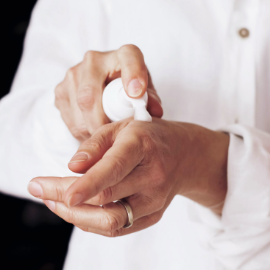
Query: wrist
xmin=175 ymin=123 xmax=229 ymax=215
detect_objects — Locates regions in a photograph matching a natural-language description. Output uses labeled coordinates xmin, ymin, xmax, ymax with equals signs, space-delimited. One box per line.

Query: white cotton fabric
xmin=0 ymin=0 xmax=270 ymax=269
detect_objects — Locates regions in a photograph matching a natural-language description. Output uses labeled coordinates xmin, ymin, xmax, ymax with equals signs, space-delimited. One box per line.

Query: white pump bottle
xmin=102 ymin=78 xmax=152 ymax=122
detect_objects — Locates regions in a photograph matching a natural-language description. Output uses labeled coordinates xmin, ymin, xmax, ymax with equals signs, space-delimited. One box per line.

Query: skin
xmin=28 ymin=44 xmax=229 ymax=237
xmin=29 ymin=119 xmax=229 ymax=237
xmin=54 ymin=44 xmax=163 ymax=142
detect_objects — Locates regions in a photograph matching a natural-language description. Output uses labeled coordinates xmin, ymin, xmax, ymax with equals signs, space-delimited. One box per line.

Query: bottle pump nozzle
xmin=102 ymin=78 xmax=152 ymax=122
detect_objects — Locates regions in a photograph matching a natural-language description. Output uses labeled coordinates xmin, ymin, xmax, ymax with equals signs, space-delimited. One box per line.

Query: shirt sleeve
xmin=188 ymin=124 xmax=270 ymax=270
xmin=0 ymin=0 xmax=82 ymax=201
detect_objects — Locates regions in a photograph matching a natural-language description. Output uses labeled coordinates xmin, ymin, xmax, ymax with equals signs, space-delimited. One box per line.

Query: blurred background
xmin=1 ymin=1 xmax=73 ymax=269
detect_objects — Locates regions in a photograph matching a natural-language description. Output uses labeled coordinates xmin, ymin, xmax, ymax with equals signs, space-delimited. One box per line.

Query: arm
xmin=0 ymin=1 xmax=163 ymax=201
xmin=190 ymin=125 xmax=270 ymax=269
xmin=29 ymin=118 xmax=229 ymax=234
xmin=30 ymin=120 xmax=270 ymax=268
xmin=0 ymin=0 xmax=82 ymax=200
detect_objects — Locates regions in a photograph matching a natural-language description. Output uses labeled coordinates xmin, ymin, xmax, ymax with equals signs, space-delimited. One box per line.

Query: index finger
xmin=117 ymin=44 xmax=148 ymax=99
xmin=64 ymin=129 xmax=144 ymax=208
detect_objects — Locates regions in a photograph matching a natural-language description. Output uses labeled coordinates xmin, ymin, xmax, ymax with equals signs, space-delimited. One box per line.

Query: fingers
xmin=87 ymin=167 xmax=150 ymax=205
xmin=78 ymin=51 xmax=110 ymax=134
xmin=147 ymin=90 xmax=163 ymax=118
xmin=28 ymin=167 xmax=153 ymax=209
xmin=64 ymin=130 xmax=144 ymax=207
xmin=77 ymin=212 xmax=162 ymax=237
xmin=55 ymin=66 xmax=91 ymax=142
xmin=28 ymin=171 xmax=157 ymax=213
xmin=55 ymin=82 xmax=81 ymax=141
xmin=117 ymin=45 xmax=148 ymax=99
xmin=146 ymin=70 xmax=163 ymax=118
xmin=55 ymin=46 xmax=161 ymax=141
xmin=28 ymin=177 xmax=77 ymax=202
xmin=44 ymin=201 xmax=128 ymax=231
xmin=76 ymin=46 xmax=149 ymax=134
xmin=43 ymin=195 xmax=165 ymax=237
xmin=67 ymin=65 xmax=91 ymax=141
xmin=68 ymin=122 xmax=120 ymax=174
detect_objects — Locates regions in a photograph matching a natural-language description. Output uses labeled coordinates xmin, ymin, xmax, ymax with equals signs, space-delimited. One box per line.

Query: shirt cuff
xmin=188 ymin=124 xmax=270 ymax=269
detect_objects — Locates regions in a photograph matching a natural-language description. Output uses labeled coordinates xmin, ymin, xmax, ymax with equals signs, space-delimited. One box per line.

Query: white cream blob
xmin=102 ymin=78 xmax=152 ymax=122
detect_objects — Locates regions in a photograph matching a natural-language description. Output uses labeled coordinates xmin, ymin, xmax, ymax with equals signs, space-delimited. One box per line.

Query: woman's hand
xmin=29 ymin=118 xmax=229 ymax=237
xmin=55 ymin=45 xmax=163 ymax=142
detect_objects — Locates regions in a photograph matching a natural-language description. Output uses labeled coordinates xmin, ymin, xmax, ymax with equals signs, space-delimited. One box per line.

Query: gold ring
xmin=115 ymin=199 xmax=134 ymax=228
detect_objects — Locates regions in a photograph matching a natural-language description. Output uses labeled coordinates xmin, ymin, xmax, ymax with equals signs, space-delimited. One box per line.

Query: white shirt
xmin=0 ymin=0 xmax=269 ymax=269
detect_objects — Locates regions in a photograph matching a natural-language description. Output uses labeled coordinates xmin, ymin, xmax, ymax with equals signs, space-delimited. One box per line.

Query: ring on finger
xmin=115 ymin=199 xmax=134 ymax=228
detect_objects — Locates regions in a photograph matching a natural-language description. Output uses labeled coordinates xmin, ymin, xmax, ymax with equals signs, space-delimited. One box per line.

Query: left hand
xmin=54 ymin=45 xmax=163 ymax=142
xmin=28 ymin=118 xmax=229 ymax=237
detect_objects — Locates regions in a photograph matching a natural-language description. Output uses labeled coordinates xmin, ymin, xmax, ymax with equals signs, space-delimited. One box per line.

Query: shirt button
xmin=239 ymin=28 xmax=250 ymax=38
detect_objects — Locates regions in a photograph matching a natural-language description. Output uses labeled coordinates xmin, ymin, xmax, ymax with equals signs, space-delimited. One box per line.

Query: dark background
xmin=1 ymin=1 xmax=73 ymax=270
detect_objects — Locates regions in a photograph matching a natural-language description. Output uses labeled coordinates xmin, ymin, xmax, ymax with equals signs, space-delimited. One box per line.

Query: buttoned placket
xmin=219 ymin=0 xmax=260 ymax=127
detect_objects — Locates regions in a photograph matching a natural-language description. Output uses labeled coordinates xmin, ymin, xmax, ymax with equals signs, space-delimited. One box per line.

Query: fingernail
xmin=68 ymin=193 xmax=84 ymax=208
xmin=28 ymin=182 xmax=43 ymax=198
xmin=127 ymin=79 xmax=143 ymax=97
xmin=44 ymin=200 xmax=55 ymax=211
xmin=69 ymin=152 xmax=89 ymax=164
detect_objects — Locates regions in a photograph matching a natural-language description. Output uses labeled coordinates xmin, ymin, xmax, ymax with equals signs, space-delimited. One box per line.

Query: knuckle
xmin=130 ymin=134 xmax=142 ymax=149
xmin=77 ymin=87 xmax=96 ymax=111
xmin=66 ymin=67 xmax=76 ymax=80
xmin=148 ymin=212 xmax=163 ymax=226
xmin=158 ymin=168 xmax=167 ymax=185
xmin=54 ymin=183 xmax=64 ymax=201
xmin=54 ymin=84 xmax=66 ymax=102
xmin=70 ymin=125 xmax=89 ymax=139
xmin=119 ymin=44 xmax=141 ymax=54
xmin=77 ymin=125 xmax=89 ymax=137
xmin=103 ymin=214 xmax=119 ymax=232
xmin=107 ymin=229 xmax=120 ymax=238
xmin=138 ymin=131 xmax=155 ymax=154
xmin=155 ymin=197 xmax=166 ymax=211
xmin=83 ymin=138 xmax=103 ymax=153
xmin=151 ymin=167 xmax=167 ymax=187
xmin=65 ymin=209 xmax=76 ymax=224
xmin=84 ymin=50 xmax=101 ymax=62
xmin=70 ymin=127 xmax=83 ymax=140
xmin=104 ymin=155 xmax=125 ymax=181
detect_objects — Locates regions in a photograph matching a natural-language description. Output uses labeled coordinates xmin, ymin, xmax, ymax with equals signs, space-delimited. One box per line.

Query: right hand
xmin=55 ymin=44 xmax=163 ymax=142
xmin=29 ymin=117 xmax=229 ymax=236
